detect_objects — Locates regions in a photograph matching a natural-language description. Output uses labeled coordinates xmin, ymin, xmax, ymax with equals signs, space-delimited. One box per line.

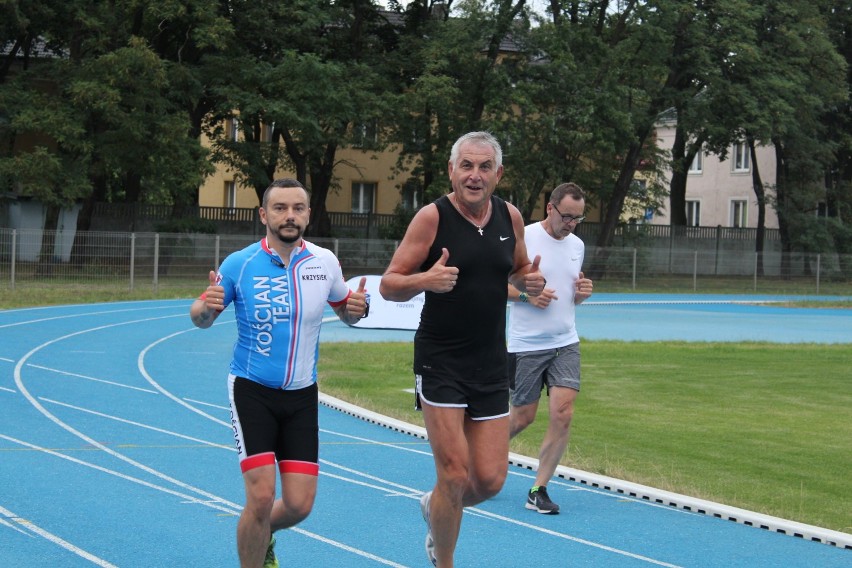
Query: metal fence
xmin=0 ymin=228 xmax=850 ymax=295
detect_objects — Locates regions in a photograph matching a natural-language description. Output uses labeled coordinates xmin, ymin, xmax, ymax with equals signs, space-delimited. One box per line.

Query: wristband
xmin=519 ymin=292 xmax=529 ymax=303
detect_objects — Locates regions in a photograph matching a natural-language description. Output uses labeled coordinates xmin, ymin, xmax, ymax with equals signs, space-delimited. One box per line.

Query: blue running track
xmin=1 ymin=296 xmax=849 ymax=567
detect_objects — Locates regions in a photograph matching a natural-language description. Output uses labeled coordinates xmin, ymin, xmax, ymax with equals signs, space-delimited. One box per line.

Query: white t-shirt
xmin=507 ymin=222 xmax=585 ymax=352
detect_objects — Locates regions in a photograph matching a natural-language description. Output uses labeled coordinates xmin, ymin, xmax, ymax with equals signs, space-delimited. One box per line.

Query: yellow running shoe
xmin=263 ymin=536 xmax=279 ymax=568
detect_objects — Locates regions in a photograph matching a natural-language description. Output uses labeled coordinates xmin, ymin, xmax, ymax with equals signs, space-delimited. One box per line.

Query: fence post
xmin=693 ymin=250 xmax=698 ymax=291
xmin=333 ymin=238 xmax=339 ymax=257
xmin=753 ymin=252 xmax=758 ymax=291
xmin=153 ymin=233 xmax=160 ymax=291
xmin=130 ymin=233 xmax=136 ymax=291
xmin=10 ymin=229 xmax=16 ymax=291
xmin=714 ymin=225 xmax=722 ymax=275
xmin=816 ymin=253 xmax=821 ymax=295
xmin=632 ymin=248 xmax=637 ymax=290
xmin=215 ymin=235 xmax=220 ymax=268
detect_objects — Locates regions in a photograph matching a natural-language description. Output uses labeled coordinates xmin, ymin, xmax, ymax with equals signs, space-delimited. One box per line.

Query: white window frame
xmin=686 ymin=200 xmax=700 ymax=227
xmin=402 ymin=181 xmax=420 ymax=210
xmin=730 ymin=199 xmax=747 ymax=227
xmin=732 ymin=142 xmax=750 ymax=172
xmin=688 ymin=151 xmax=703 ymax=173
xmin=354 ymin=121 xmax=377 ymax=148
xmin=225 ymin=181 xmax=237 ymax=213
xmin=229 ymin=118 xmax=240 ymax=142
xmin=351 ymin=182 xmax=376 ymax=214
xmin=263 ymin=122 xmax=275 ymax=143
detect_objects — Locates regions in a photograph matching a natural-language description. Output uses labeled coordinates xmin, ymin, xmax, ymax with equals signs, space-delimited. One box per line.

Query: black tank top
xmin=414 ymin=194 xmax=516 ymax=382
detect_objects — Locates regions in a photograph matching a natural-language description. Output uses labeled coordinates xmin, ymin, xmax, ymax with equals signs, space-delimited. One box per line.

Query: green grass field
xmin=2 ymin=285 xmax=849 ymax=534
xmin=318 ymin=340 xmax=852 ymax=535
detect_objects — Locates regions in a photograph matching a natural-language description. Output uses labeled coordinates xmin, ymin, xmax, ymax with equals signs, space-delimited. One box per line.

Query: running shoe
xmin=420 ymin=491 xmax=437 ymax=566
xmin=526 ymin=486 xmax=560 ymax=514
xmin=264 ymin=536 xmax=279 ymax=568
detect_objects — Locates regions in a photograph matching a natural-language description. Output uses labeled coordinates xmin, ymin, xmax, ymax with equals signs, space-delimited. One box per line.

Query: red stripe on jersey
xmin=328 ymin=290 xmax=351 ymax=308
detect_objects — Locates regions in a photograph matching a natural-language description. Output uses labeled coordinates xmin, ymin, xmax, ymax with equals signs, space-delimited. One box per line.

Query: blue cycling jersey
xmin=217 ymin=238 xmax=351 ymax=390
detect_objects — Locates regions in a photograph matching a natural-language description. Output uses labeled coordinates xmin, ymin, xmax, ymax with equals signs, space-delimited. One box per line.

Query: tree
xmin=0 ymin=0 xmax=229 ymax=232
xmin=387 ymin=0 xmax=532 ymax=206
xmin=206 ymin=0 xmax=399 ymax=236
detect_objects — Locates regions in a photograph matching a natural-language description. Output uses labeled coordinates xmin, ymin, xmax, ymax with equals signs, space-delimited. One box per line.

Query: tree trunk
xmin=773 ymin=138 xmax=792 ymax=279
xmin=669 ymin=123 xmax=689 ymax=226
xmin=305 ymin=141 xmax=338 ymax=238
xmin=747 ymin=137 xmax=766 ymax=276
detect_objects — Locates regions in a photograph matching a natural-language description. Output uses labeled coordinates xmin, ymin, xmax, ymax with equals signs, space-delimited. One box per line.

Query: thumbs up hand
xmin=523 ymin=255 xmax=547 ymax=296
xmin=574 ymin=271 xmax=594 ymax=303
xmin=426 ymin=248 xmax=460 ymax=293
xmin=346 ymin=276 xmax=369 ymax=320
xmin=205 ymin=270 xmax=226 ymax=312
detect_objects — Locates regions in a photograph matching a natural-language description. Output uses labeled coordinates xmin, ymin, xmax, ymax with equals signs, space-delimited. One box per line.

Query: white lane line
xmin=0 ymin=304 xmax=186 ymax=329
xmin=0 ymin=433 xmax=240 ymax=513
xmin=183 ymin=397 xmax=228 ymax=410
xmin=318 ymin=460 xmax=683 ymax=567
xmin=1 ymin=432 xmax=410 ymax=567
xmin=13 ymin=315 xmax=239 ymax=511
xmin=27 ymin=364 xmax=160 ymax=393
xmin=320 ymin=428 xmax=433 ymax=457
xmin=11 ymin=316 xmax=411 ymax=566
xmin=0 ymin=503 xmax=119 ymax=568
xmin=138 ymin=323 xmax=231 ymax=426
xmin=39 ymin=397 xmax=233 ymax=449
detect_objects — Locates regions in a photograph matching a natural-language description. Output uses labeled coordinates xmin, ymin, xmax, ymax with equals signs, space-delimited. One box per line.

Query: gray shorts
xmin=508 ymin=343 xmax=580 ymax=407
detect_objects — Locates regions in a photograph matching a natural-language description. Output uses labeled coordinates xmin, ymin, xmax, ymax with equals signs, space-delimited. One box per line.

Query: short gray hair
xmin=449 ymin=131 xmax=503 ymax=168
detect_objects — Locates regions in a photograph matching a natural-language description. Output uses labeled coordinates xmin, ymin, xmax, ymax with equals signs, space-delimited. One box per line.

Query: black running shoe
xmin=525 ymin=486 xmax=560 ymax=514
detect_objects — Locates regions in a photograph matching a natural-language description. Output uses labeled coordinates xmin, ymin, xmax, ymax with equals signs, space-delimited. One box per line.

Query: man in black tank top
xmin=380 ymin=132 xmax=546 ymax=566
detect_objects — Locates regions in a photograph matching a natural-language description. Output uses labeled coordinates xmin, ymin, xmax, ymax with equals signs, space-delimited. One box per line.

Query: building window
xmin=686 ymin=200 xmax=700 ymax=226
xmin=263 ymin=122 xmax=275 ymax=143
xmin=688 ymin=151 xmax=703 ymax=173
xmin=352 ymin=182 xmax=376 ymax=213
xmin=732 ymin=142 xmax=750 ymax=172
xmin=402 ymin=180 xmax=420 ymax=210
xmin=817 ymin=202 xmax=828 ymax=218
xmin=225 ymin=181 xmax=237 ymax=213
xmin=731 ymin=200 xmax=747 ymax=227
xmin=228 ymin=118 xmax=240 ymax=142
xmin=354 ymin=121 xmax=377 ymax=148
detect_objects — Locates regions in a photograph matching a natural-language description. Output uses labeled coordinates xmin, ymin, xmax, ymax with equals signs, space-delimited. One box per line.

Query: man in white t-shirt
xmin=506 ymin=182 xmax=594 ymax=514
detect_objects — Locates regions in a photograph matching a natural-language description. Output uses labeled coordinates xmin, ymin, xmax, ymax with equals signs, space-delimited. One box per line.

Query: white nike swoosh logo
xmin=500 ymin=236 xmax=510 ymax=241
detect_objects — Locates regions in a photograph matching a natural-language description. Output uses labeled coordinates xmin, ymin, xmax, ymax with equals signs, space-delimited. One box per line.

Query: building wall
xmin=651 ymin=121 xmax=779 ymax=229
xmin=197 ymin=127 xmax=413 ymax=215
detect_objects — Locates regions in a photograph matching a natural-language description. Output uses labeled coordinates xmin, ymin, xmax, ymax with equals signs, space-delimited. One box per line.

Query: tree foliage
xmin=0 ymin=0 xmax=848 ymax=251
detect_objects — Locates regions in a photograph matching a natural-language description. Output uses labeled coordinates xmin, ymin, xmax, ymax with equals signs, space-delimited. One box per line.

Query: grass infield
xmin=317 ymin=340 xmax=851 ymax=535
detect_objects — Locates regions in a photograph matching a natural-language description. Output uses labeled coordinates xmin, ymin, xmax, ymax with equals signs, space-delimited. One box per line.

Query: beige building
xmin=650 ymin=118 xmax=779 ymax=229
xmin=197 ymin=119 xmax=417 ymax=217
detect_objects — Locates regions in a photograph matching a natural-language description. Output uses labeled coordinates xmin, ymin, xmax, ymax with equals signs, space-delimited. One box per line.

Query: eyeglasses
xmin=551 ymin=203 xmax=585 ymax=224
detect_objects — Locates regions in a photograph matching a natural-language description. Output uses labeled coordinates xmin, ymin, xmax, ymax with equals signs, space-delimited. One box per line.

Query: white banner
xmin=345 ymin=274 xmax=424 ymax=330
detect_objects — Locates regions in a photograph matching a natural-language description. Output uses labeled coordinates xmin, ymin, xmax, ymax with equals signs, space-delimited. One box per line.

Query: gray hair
xmin=449 ymin=131 xmax=503 ymax=168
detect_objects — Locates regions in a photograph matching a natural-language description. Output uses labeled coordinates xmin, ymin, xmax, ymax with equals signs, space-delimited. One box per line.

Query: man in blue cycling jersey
xmin=190 ymin=178 xmax=368 ymax=567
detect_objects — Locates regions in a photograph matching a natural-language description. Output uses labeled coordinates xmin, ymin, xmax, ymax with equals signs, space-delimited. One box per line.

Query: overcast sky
xmin=376 ymin=1 xmax=551 ymax=17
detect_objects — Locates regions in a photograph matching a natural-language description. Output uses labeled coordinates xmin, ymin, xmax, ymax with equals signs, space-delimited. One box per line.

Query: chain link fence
xmin=0 ymin=228 xmax=850 ymax=295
